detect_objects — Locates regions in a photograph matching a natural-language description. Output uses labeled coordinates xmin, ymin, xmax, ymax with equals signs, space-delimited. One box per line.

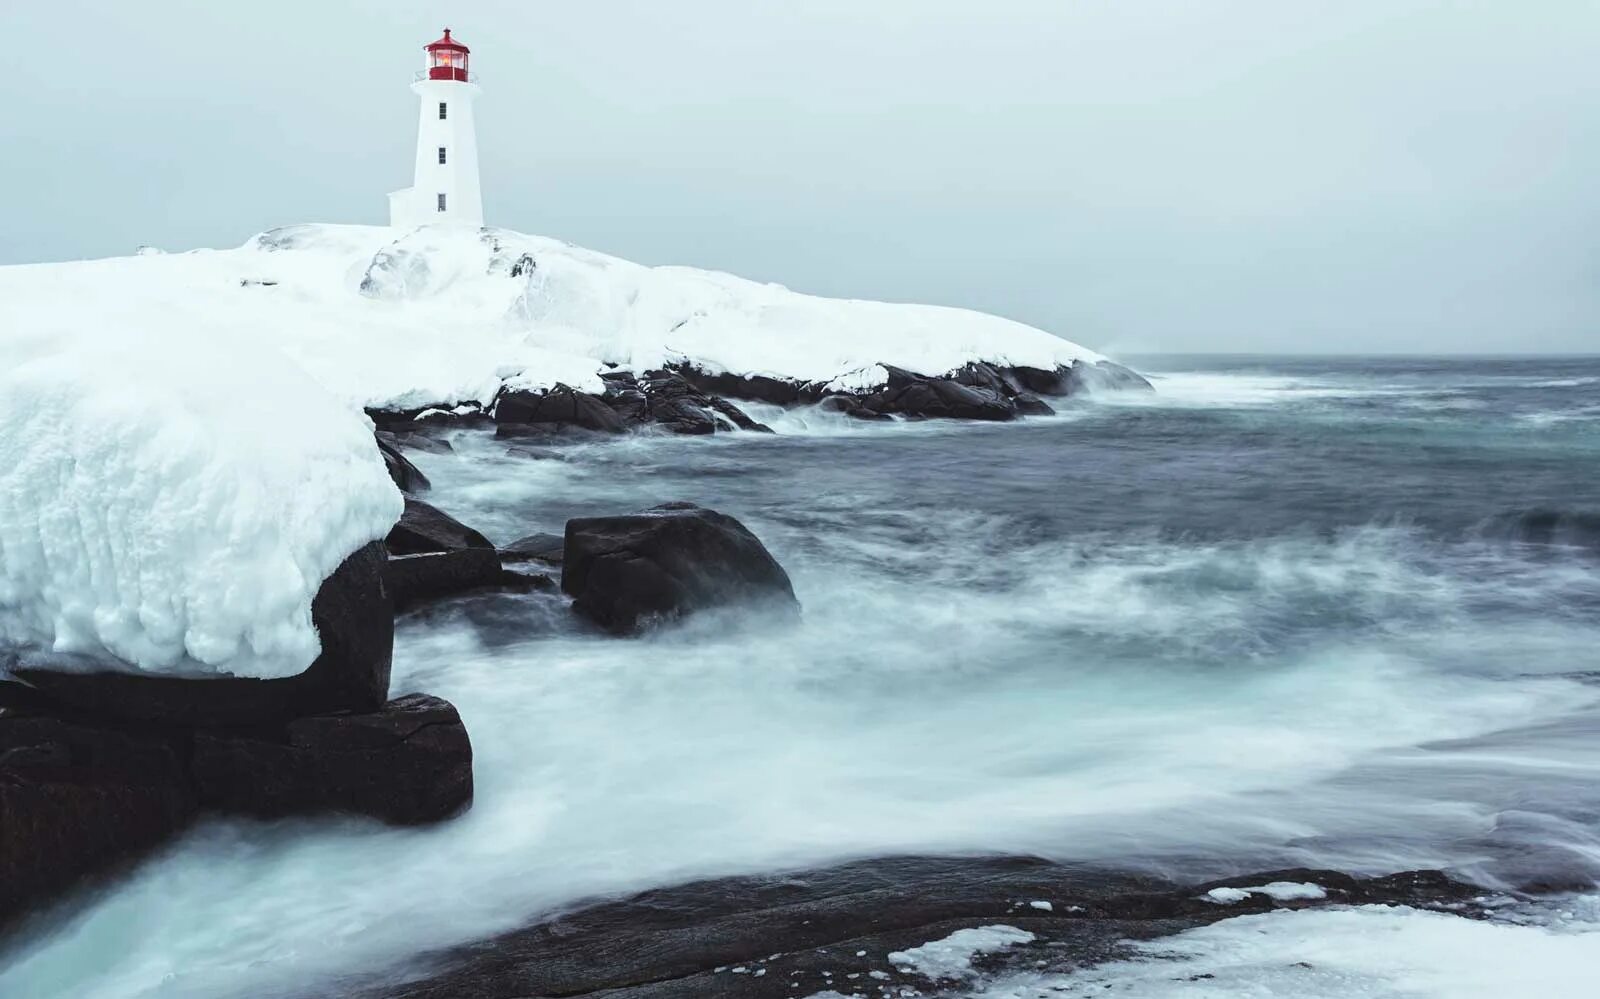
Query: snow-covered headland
xmin=0 ymin=222 xmax=1142 ymax=677
xmin=2 ymin=223 xmax=1136 ymax=415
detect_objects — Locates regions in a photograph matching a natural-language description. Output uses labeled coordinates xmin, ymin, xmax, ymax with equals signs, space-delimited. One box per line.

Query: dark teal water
xmin=4 ymin=355 xmax=1598 ymax=998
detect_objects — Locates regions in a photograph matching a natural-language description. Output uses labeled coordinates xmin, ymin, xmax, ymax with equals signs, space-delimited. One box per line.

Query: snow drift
xmin=0 ymin=327 xmax=402 ymax=678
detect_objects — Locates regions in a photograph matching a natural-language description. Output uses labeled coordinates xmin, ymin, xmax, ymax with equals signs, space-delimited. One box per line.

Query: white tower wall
xmin=390 ymin=78 xmax=483 ymax=229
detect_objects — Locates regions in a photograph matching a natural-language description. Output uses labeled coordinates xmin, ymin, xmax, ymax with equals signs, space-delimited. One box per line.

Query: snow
xmin=980 ymin=903 xmax=1600 ymax=998
xmin=1028 ymin=900 xmax=1054 ymax=911
xmin=888 ymin=924 xmax=1037 ymax=980
xmin=1204 ymin=881 xmax=1328 ymax=904
xmin=0 ymin=223 xmax=1105 ymax=416
xmin=0 ymin=325 xmax=402 ymax=678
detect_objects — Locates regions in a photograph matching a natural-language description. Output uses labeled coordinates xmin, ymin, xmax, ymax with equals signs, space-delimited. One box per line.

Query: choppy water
xmin=3 ymin=355 xmax=1599 ymax=998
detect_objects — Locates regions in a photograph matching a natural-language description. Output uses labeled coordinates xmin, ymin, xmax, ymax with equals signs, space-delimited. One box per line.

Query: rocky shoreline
xmin=2 ymin=358 xmax=1154 ymax=979
xmin=327 ymin=854 xmax=1487 ymax=999
xmin=366 ymin=358 xmax=1153 ymax=435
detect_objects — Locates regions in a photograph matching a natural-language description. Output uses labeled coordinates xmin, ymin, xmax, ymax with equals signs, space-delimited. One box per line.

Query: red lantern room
xmin=425 ymin=28 xmax=470 ymax=82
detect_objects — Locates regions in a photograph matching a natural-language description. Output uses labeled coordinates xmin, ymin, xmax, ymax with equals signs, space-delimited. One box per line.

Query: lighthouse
xmin=388 ymin=29 xmax=484 ymax=229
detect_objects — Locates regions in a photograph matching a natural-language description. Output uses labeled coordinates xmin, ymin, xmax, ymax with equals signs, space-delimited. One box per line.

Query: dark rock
xmin=377 ymin=432 xmax=431 ymax=494
xmin=604 ymin=386 xmax=651 ymax=426
xmin=388 ymin=499 xmax=494 ymax=555
xmin=384 ymin=431 xmax=455 ymax=456
xmin=500 ymin=533 xmax=566 ymax=565
xmin=668 ymin=366 xmax=818 ymax=407
xmin=14 ymin=542 xmax=393 ymax=726
xmin=350 ymin=855 xmax=1482 ymax=999
xmin=1014 ymin=392 xmax=1056 ymax=416
xmin=863 ymin=377 xmax=1017 ymax=421
xmin=1008 ymin=364 xmax=1072 ymax=396
xmin=1066 ymin=359 xmax=1155 ymax=394
xmin=649 ymin=396 xmax=720 ymax=435
xmin=0 ymin=712 xmax=196 ymax=927
xmin=495 ymin=385 xmax=626 ymax=434
xmin=817 ymin=396 xmax=892 ymax=421
xmin=386 ymin=549 xmax=504 ymax=612
xmin=705 ymin=396 xmax=774 ymax=433
xmin=191 ymin=693 xmax=472 ymax=825
xmin=563 ymin=503 xmax=798 ymax=634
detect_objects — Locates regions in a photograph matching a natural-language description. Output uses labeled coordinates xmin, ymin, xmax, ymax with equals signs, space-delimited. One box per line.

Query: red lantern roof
xmin=425 ymin=28 xmax=469 ymax=54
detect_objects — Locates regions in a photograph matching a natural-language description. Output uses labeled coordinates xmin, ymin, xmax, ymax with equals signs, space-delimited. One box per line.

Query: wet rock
xmin=563 ymin=503 xmax=798 ymax=634
xmin=500 ymin=532 xmax=566 ymax=565
xmin=495 ymin=385 xmax=626 ymax=434
xmin=1014 ymin=392 xmax=1056 ymax=416
xmin=386 ymin=549 xmax=504 ymax=612
xmin=353 ymin=855 xmax=1481 ymax=999
xmin=669 ymin=366 xmax=819 ymax=407
xmin=649 ymin=395 xmax=720 ymax=435
xmin=1066 ymin=359 xmax=1155 ymax=394
xmin=817 ymin=395 xmax=891 ymax=421
xmin=377 ymin=432 xmax=431 ymax=494
xmin=190 ymin=694 xmax=472 ymax=826
xmin=13 ymin=542 xmax=394 ymax=726
xmin=862 ymin=376 xmax=1017 ymax=421
xmin=388 ymin=499 xmax=494 ymax=556
xmin=0 ymin=712 xmax=196 ymax=927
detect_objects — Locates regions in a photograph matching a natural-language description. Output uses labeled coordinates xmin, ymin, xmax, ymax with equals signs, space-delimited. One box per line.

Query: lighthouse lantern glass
xmin=428 ymin=46 xmax=469 ymax=81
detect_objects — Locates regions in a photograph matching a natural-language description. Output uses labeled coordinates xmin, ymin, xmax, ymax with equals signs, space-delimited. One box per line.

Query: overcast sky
xmin=4 ymin=1 xmax=1595 ymax=353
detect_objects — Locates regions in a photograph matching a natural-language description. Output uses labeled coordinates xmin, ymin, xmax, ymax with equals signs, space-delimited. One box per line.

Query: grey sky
xmin=4 ymin=1 xmax=1596 ymax=353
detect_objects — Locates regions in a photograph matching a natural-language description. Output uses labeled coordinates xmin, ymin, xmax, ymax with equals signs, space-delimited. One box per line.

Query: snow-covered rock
xmin=0 ymin=223 xmax=1110 ymax=416
xmin=0 ymin=326 xmax=402 ymax=679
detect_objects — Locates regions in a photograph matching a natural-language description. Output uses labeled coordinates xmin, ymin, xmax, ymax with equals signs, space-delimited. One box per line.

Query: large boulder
xmin=388 ymin=499 xmax=494 ymax=555
xmin=190 ymin=694 xmax=473 ymax=825
xmin=495 ymin=385 xmax=626 ymax=434
xmin=13 ymin=542 xmax=393 ymax=726
xmin=0 ymin=710 xmax=196 ymax=928
xmin=562 ymin=503 xmax=799 ymax=634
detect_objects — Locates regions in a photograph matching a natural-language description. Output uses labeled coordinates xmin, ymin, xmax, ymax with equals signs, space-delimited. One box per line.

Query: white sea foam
xmin=4 ymin=368 xmax=1598 ymax=998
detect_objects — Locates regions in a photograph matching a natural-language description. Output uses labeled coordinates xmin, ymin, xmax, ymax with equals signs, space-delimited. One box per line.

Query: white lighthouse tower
xmin=388 ymin=28 xmax=484 ymax=229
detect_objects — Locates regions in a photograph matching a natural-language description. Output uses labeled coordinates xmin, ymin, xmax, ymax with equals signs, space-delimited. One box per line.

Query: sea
xmin=3 ymin=355 xmax=1598 ymax=997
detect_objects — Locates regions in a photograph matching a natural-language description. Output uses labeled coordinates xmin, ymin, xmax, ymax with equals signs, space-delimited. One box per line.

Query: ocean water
xmin=3 ymin=355 xmax=1598 ymax=997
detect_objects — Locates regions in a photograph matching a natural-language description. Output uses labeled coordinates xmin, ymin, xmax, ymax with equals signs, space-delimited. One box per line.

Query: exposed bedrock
xmin=13 ymin=541 xmax=394 ymax=727
xmin=563 ymin=502 xmax=799 ymax=634
xmin=346 ymin=855 xmax=1481 ymax=999
xmin=490 ymin=372 xmax=772 ymax=437
xmin=494 ymin=384 xmax=628 ymax=434
xmin=668 ymin=357 xmax=1151 ymax=423
xmin=191 ymin=693 xmax=473 ymax=825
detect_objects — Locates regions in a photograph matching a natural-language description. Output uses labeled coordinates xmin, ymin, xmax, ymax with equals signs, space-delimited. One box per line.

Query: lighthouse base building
xmin=389 ymin=29 xmax=484 ymax=229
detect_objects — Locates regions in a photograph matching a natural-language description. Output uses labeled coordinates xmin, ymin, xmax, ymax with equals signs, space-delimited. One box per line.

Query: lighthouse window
xmin=438 ymin=102 xmax=448 ymax=120
xmin=438 ymin=147 xmax=448 ymax=165
xmin=437 ymin=193 xmax=447 ymax=212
